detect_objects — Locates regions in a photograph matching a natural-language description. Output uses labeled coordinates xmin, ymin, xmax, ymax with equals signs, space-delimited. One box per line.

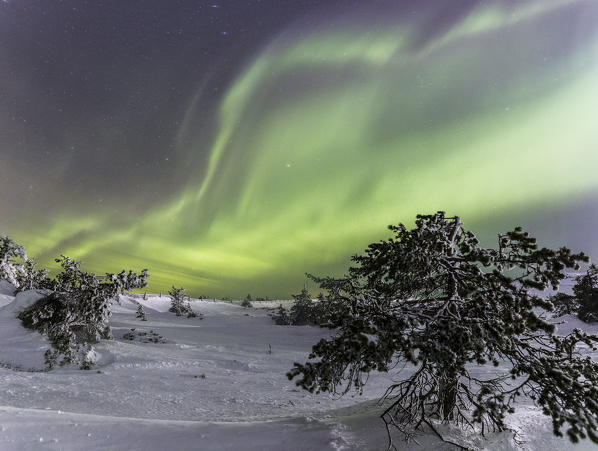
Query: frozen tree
xmin=549 ymin=265 xmax=598 ymax=322
xmin=15 ymin=259 xmax=51 ymax=292
xmin=0 ymin=236 xmax=50 ymax=292
xmin=0 ymin=236 xmax=27 ymax=288
xmin=573 ymin=264 xmax=598 ymax=322
xmin=289 ymin=288 xmax=317 ymax=325
xmin=288 ymin=212 xmax=598 ymax=448
xmin=18 ymin=256 xmax=149 ymax=369
xmin=241 ymin=294 xmax=253 ymax=308
xmin=549 ymin=292 xmax=579 ymax=317
xmin=110 ymin=269 xmax=150 ymax=294
xmin=272 ymin=303 xmax=291 ymax=325
xmin=136 ymin=303 xmax=147 ymax=321
xmin=168 ymin=286 xmax=195 ymax=317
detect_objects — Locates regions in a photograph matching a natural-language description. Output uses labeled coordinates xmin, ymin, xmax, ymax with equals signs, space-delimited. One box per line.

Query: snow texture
xmin=0 ymin=291 xmax=596 ymax=450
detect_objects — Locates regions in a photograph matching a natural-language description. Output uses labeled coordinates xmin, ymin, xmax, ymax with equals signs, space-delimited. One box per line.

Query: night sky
xmin=2 ymin=0 xmax=598 ymax=297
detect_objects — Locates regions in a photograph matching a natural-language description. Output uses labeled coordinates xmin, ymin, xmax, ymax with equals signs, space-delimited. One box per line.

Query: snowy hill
xmin=0 ymin=292 xmax=595 ymax=450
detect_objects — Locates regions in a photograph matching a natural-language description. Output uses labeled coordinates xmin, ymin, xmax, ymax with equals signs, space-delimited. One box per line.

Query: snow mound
xmin=0 ymin=290 xmax=50 ymax=371
xmin=0 ymin=279 xmax=16 ymax=295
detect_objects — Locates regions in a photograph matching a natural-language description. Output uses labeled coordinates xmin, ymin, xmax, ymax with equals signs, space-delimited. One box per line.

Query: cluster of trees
xmin=271 ymin=289 xmax=331 ymax=326
xmin=288 ymin=212 xmax=598 ymax=448
xmin=241 ymin=294 xmax=270 ymax=308
xmin=3 ymin=210 xmax=598 ymax=448
xmin=1 ymin=235 xmax=205 ymax=368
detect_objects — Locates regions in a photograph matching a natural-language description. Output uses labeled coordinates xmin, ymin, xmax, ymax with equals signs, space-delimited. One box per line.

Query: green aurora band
xmin=10 ymin=0 xmax=598 ymax=297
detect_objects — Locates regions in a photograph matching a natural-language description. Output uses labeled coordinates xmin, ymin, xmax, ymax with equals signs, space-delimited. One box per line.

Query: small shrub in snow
xmin=168 ymin=286 xmax=196 ymax=317
xmin=18 ymin=256 xmax=148 ymax=369
xmin=123 ymin=328 xmax=164 ymax=343
xmin=289 ymin=212 xmax=598 ymax=448
xmin=241 ymin=294 xmax=253 ymax=308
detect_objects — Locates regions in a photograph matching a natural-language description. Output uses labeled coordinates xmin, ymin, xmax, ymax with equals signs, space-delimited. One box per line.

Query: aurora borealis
xmin=2 ymin=0 xmax=598 ymax=297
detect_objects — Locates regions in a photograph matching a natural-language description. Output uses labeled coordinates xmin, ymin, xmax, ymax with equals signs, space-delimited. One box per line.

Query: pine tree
xmin=288 ymin=212 xmax=598 ymax=448
xmin=0 ymin=236 xmax=51 ymax=292
xmin=18 ymin=256 xmax=149 ymax=369
xmin=15 ymin=259 xmax=51 ymax=292
xmin=241 ymin=293 xmax=253 ymax=308
xmin=550 ymin=265 xmax=598 ymax=322
xmin=0 ymin=236 xmax=27 ymax=288
xmin=168 ymin=286 xmax=195 ymax=317
xmin=136 ymin=303 xmax=147 ymax=321
xmin=289 ymin=288 xmax=316 ymax=325
xmin=272 ymin=303 xmax=290 ymax=325
xmin=573 ymin=264 xmax=598 ymax=322
xmin=549 ymin=292 xmax=579 ymax=317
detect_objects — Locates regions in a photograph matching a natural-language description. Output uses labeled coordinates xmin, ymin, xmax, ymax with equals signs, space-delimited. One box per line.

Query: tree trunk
xmin=438 ymin=373 xmax=458 ymax=421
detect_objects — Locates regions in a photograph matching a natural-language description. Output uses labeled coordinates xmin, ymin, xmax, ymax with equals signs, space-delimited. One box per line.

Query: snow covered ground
xmin=0 ymin=287 xmax=596 ymax=450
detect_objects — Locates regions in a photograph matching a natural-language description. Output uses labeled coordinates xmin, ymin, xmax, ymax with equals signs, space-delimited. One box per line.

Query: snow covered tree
xmin=15 ymin=259 xmax=51 ymax=292
xmin=550 ymin=266 xmax=598 ymax=322
xmin=548 ymin=292 xmax=579 ymax=317
xmin=573 ymin=264 xmax=598 ymax=322
xmin=272 ymin=303 xmax=291 ymax=325
xmin=288 ymin=212 xmax=598 ymax=448
xmin=0 ymin=236 xmax=28 ymax=288
xmin=0 ymin=236 xmax=51 ymax=292
xmin=289 ymin=288 xmax=317 ymax=325
xmin=136 ymin=303 xmax=147 ymax=321
xmin=110 ymin=269 xmax=149 ymax=294
xmin=18 ymin=256 xmax=149 ymax=369
xmin=241 ymin=294 xmax=253 ymax=308
xmin=168 ymin=286 xmax=195 ymax=317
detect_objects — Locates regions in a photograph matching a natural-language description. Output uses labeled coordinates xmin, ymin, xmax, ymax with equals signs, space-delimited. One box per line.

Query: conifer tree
xmin=0 ymin=236 xmax=50 ymax=291
xmin=288 ymin=212 xmax=598 ymax=448
xmin=168 ymin=286 xmax=195 ymax=317
xmin=573 ymin=264 xmax=598 ymax=322
xmin=241 ymin=293 xmax=253 ymax=308
xmin=0 ymin=236 xmax=27 ymax=287
xmin=18 ymin=256 xmax=148 ymax=369
xmin=549 ymin=292 xmax=578 ymax=317
xmin=15 ymin=259 xmax=51 ymax=292
xmin=549 ymin=265 xmax=598 ymax=322
xmin=272 ymin=303 xmax=290 ymax=325
xmin=136 ymin=303 xmax=147 ymax=321
xmin=289 ymin=288 xmax=316 ymax=325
